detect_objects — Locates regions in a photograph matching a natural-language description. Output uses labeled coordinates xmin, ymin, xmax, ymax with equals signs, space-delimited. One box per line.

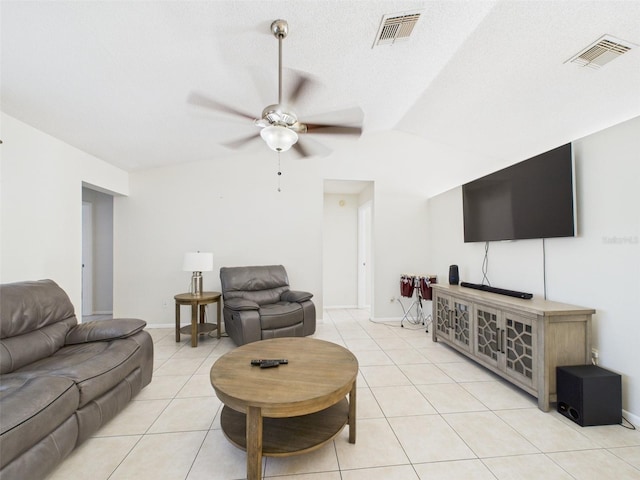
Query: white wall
xmin=427 ymin=116 xmax=640 ymax=419
xmin=113 ymin=130 xmax=438 ymax=324
xmin=0 ymin=113 xmax=128 ymax=313
xmin=323 ymin=193 xmax=358 ymax=307
xmin=113 ymin=153 xmax=325 ymax=324
xmin=320 ymin=132 xmax=438 ymax=319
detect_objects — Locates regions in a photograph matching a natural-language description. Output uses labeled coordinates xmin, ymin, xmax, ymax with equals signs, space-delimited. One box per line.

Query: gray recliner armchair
xmin=220 ymin=265 xmax=316 ymax=345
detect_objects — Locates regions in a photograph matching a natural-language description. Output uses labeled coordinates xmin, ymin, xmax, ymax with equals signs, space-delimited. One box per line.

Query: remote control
xmin=250 ymin=359 xmax=288 ymax=366
xmin=259 ymin=360 xmax=280 ymax=368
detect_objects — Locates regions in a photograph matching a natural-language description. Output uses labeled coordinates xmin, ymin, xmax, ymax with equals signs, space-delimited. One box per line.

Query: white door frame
xmin=82 ymin=202 xmax=93 ymax=316
xmin=357 ymin=201 xmax=372 ymax=309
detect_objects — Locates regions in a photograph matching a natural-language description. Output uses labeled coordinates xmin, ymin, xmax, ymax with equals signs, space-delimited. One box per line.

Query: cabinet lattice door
xmin=475 ymin=306 xmax=499 ymax=364
xmin=452 ymin=300 xmax=471 ymax=350
xmin=504 ymin=313 xmax=536 ymax=388
xmin=435 ymin=295 xmax=450 ymax=337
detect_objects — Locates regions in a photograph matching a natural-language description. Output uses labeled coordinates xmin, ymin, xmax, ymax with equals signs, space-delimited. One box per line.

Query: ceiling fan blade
xmin=301 ymin=106 xmax=364 ymax=136
xmin=187 ymin=92 xmax=256 ymax=121
xmin=287 ymin=72 xmax=313 ymax=105
xmin=304 ymin=124 xmax=362 ymax=136
xmin=222 ymin=132 xmax=262 ymax=149
xmin=292 ymin=140 xmax=312 ymax=158
xmin=292 ymin=137 xmax=331 ymax=159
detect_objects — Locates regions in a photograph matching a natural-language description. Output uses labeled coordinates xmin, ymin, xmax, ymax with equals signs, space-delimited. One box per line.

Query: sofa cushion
xmin=0 ymin=279 xmax=75 ymax=338
xmin=281 ymin=290 xmax=313 ymax=303
xmin=0 ymin=317 xmax=77 ymax=375
xmin=259 ymin=302 xmax=302 ymax=330
xmin=0 ymin=279 xmax=79 ymax=374
xmin=76 ymin=368 xmax=142 ymax=444
xmin=0 ymin=415 xmax=78 ymax=480
xmin=221 ymin=265 xmax=291 ymax=305
xmin=224 ymin=298 xmax=260 ymax=311
xmin=65 ymin=318 xmax=146 ymax=345
xmin=0 ymin=374 xmax=79 ymax=468
xmin=15 ymin=338 xmax=141 ymax=407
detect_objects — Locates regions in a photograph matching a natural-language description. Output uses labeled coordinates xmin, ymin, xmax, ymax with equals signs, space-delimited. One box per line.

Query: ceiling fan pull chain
xmin=277 ymin=151 xmax=282 ymax=192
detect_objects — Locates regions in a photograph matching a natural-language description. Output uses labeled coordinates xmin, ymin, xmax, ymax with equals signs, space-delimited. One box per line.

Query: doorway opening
xmin=322 ymin=180 xmax=374 ymax=316
xmin=82 ymin=186 xmax=114 ymax=321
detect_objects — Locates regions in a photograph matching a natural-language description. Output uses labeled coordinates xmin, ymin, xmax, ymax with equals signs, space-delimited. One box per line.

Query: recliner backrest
xmin=0 ymin=279 xmax=77 ymax=374
xmin=220 ymin=265 xmax=290 ymax=306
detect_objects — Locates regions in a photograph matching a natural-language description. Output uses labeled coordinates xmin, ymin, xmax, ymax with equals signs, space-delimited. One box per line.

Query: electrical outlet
xmin=591 ymin=348 xmax=599 ymax=365
xmin=162 ymin=300 xmax=168 ymax=309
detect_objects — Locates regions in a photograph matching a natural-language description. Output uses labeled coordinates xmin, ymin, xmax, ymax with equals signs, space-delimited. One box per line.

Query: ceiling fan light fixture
xmin=260 ymin=125 xmax=298 ymax=152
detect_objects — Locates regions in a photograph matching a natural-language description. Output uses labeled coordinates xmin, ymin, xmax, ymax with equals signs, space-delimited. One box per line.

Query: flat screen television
xmin=462 ymin=143 xmax=575 ymax=242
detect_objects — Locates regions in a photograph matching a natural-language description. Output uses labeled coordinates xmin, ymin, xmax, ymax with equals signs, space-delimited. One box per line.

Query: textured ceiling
xmin=2 ymin=1 xmax=639 ymax=185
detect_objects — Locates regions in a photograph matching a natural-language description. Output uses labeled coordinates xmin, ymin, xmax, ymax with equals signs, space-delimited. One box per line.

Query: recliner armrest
xmin=224 ymin=298 xmax=260 ymax=311
xmin=281 ymin=290 xmax=313 ymax=303
xmin=65 ymin=318 xmax=147 ymax=345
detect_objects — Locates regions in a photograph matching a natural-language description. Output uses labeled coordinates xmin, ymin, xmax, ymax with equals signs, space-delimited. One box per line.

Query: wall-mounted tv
xmin=462 ymin=143 xmax=575 ymax=242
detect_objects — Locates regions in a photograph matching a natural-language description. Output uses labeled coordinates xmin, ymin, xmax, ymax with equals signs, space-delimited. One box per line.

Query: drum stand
xmin=399 ymin=276 xmax=431 ymax=331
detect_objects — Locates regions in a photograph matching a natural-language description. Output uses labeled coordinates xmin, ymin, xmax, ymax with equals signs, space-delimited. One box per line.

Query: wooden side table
xmin=174 ymin=291 xmax=222 ymax=347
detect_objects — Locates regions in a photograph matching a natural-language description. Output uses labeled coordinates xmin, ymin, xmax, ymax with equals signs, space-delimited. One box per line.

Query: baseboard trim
xmin=623 ymin=409 xmax=639 ymax=427
xmin=324 ymin=305 xmax=359 ymax=309
xmin=147 ymin=323 xmax=177 ymax=329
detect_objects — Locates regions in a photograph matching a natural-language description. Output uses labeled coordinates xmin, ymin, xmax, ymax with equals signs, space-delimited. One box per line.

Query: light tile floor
xmin=47 ymin=309 xmax=640 ymax=480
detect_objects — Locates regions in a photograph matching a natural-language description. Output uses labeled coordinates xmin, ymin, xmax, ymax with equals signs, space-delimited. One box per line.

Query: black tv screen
xmin=462 ymin=143 xmax=575 ymax=242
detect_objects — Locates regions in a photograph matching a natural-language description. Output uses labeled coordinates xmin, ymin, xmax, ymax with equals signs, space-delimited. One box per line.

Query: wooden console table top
xmin=432 ymin=284 xmax=595 ymax=316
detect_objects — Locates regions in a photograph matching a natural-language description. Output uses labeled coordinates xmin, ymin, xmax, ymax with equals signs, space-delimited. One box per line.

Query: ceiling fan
xmin=189 ymin=19 xmax=363 ymax=158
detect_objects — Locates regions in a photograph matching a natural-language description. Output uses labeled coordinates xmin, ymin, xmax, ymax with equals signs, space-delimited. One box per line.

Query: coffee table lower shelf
xmin=220 ymin=398 xmax=349 ymax=457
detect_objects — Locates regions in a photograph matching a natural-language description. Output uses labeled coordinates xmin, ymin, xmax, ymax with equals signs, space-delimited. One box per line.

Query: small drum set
xmin=399 ymin=274 xmax=436 ymax=329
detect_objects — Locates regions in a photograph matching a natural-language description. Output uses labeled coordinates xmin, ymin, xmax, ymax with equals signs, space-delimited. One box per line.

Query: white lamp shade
xmin=260 ymin=125 xmax=298 ymax=152
xmin=183 ymin=252 xmax=213 ymax=272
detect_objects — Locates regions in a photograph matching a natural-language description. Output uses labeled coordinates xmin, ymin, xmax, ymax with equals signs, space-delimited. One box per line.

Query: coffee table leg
xmin=246 ymin=406 xmax=263 ymax=480
xmin=175 ymin=303 xmax=180 ymax=342
xmin=349 ymin=379 xmax=356 ymax=444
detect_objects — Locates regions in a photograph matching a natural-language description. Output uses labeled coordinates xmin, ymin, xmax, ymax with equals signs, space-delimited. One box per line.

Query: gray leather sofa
xmin=0 ymin=279 xmax=153 ymax=480
xmin=220 ymin=265 xmax=316 ymax=345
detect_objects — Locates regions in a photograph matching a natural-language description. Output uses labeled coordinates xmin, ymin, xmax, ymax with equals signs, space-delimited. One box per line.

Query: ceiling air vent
xmin=373 ymin=11 xmax=423 ymax=48
xmin=567 ymin=35 xmax=636 ymax=69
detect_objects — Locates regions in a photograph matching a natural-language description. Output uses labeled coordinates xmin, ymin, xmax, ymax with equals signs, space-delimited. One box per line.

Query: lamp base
xmin=190 ymin=272 xmax=203 ymax=296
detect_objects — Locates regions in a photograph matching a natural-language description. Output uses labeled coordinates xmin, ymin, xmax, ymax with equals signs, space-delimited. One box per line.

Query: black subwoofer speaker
xmin=448 ymin=265 xmax=459 ymax=285
xmin=556 ymin=365 xmax=621 ymax=427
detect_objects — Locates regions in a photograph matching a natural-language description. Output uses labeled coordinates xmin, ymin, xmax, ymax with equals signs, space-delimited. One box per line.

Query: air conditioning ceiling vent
xmin=567 ymin=35 xmax=635 ymax=69
xmin=373 ymin=11 xmax=423 ymax=47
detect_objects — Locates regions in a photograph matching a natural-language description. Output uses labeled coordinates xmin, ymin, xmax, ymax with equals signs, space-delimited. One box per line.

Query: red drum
xmin=419 ymin=276 xmax=437 ymax=300
xmin=400 ymin=275 xmax=415 ymax=297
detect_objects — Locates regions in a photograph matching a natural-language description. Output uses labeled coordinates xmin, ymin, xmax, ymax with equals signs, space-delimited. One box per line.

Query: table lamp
xmin=183 ymin=252 xmax=213 ymax=296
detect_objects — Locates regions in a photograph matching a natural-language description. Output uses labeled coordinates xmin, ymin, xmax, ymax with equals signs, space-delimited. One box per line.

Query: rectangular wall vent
xmin=567 ymin=35 xmax=635 ymax=69
xmin=373 ymin=11 xmax=423 ymax=48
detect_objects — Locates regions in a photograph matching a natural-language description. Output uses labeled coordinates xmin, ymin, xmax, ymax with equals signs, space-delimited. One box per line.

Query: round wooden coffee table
xmin=210 ymin=337 xmax=358 ymax=480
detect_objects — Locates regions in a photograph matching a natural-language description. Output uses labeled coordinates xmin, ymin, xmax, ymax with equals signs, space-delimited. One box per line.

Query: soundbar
xmin=460 ymin=282 xmax=533 ymax=299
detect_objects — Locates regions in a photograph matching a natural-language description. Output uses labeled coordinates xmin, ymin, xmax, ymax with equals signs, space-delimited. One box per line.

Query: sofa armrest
xmin=281 ymin=290 xmax=313 ymax=303
xmin=224 ymin=298 xmax=260 ymax=311
xmin=65 ymin=318 xmax=147 ymax=345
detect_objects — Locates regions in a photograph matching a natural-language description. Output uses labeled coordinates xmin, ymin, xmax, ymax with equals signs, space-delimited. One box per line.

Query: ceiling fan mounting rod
xmin=271 ymin=19 xmax=288 ymax=106
xmin=278 ymin=34 xmax=282 ymax=105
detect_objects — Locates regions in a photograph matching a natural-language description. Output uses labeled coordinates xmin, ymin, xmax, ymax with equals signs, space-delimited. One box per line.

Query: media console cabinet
xmin=431 ymin=284 xmax=594 ymax=411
